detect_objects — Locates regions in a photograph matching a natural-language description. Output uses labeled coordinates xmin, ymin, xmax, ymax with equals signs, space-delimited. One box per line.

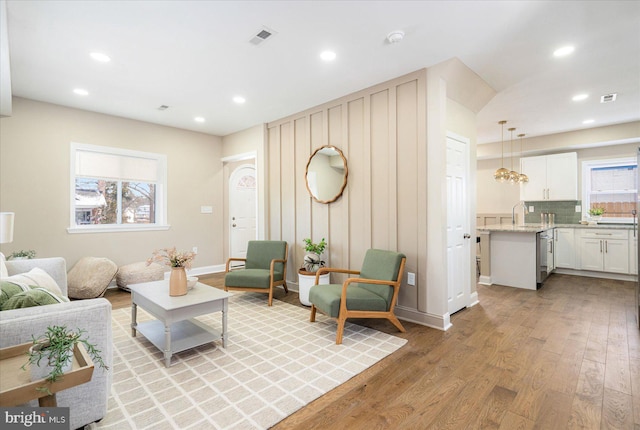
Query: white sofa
xmin=0 ymin=257 xmax=113 ymax=429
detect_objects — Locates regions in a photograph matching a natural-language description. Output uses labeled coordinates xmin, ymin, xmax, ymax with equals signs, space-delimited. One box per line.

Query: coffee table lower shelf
xmin=135 ymin=319 xmax=222 ymax=358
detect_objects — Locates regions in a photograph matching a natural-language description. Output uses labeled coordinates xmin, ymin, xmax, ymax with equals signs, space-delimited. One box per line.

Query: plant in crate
xmin=22 ymin=325 xmax=108 ymax=393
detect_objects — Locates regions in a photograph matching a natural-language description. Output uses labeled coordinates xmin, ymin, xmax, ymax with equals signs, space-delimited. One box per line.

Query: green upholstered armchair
xmin=309 ymin=249 xmax=406 ymax=344
xmin=224 ymin=240 xmax=289 ymax=306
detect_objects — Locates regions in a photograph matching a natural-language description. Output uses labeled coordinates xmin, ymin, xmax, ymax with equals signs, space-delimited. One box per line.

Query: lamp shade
xmin=0 ymin=212 xmax=15 ymax=244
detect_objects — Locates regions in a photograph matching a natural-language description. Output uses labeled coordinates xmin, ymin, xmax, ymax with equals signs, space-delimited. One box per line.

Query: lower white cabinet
xmin=631 ymin=231 xmax=637 ymax=275
xmin=578 ymin=229 xmax=629 ymax=274
xmin=554 ymin=228 xmax=575 ymax=269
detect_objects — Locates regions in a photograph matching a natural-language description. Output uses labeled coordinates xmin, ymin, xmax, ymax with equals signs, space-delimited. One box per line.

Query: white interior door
xmin=229 ymin=165 xmax=257 ymax=260
xmin=446 ymin=135 xmax=470 ymax=314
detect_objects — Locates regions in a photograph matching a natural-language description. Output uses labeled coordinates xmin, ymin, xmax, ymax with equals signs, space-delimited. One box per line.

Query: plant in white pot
xmin=298 ymin=238 xmax=330 ymax=306
xmin=22 ymin=325 xmax=108 ymax=393
xmin=8 ymin=249 xmax=36 ymax=260
xmin=588 ymin=207 xmax=605 ymax=223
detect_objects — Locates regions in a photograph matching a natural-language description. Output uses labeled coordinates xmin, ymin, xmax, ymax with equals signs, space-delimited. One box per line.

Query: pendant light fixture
xmin=517 ymin=133 xmax=529 ymax=183
xmin=507 ymin=127 xmax=520 ymax=184
xmin=493 ymin=120 xmax=509 ymax=182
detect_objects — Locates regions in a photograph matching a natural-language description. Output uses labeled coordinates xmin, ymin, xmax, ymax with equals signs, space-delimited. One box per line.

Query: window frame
xmin=68 ymin=142 xmax=169 ymax=233
xmin=581 ymin=156 xmax=637 ymax=224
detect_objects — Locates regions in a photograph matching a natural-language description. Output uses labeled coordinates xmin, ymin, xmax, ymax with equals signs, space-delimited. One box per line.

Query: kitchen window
xmin=582 ymin=157 xmax=637 ymax=223
xmin=69 ymin=143 xmax=168 ymax=233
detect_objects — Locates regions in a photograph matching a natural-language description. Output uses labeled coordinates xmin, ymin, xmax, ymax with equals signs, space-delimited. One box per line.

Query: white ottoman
xmin=117 ymin=262 xmax=164 ymax=291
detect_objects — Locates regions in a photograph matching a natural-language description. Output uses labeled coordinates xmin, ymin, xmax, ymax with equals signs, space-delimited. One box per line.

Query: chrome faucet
xmin=512 ymin=201 xmax=529 ymax=225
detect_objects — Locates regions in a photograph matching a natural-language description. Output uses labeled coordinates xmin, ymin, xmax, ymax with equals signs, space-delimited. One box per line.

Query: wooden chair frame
xmin=224 ymin=246 xmax=288 ymax=306
xmin=310 ymin=257 xmax=406 ymax=344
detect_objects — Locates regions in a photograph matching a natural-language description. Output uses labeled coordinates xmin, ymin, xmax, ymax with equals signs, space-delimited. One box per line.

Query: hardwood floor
xmin=104 ymin=273 xmax=640 ymax=429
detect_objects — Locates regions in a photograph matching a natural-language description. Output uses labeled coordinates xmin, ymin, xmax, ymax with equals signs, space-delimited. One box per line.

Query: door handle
xmin=605 ymin=240 xmax=608 ymax=253
xmin=600 ymin=240 xmax=603 ymax=253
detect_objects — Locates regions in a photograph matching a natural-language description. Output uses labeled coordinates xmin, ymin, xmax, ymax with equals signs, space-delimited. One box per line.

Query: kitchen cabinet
xmin=578 ymin=229 xmax=629 ymax=274
xmin=555 ymin=228 xmax=575 ymax=269
xmin=520 ymin=152 xmax=577 ymax=201
xmin=630 ymin=230 xmax=637 ymax=275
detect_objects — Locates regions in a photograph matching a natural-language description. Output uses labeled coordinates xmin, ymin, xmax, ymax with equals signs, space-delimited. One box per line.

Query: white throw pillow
xmin=2 ymin=267 xmax=64 ymax=297
xmin=0 ymin=254 xmax=7 ymax=278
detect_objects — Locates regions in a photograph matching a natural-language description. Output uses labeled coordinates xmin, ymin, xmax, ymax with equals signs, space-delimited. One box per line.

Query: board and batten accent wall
xmin=265 ymin=60 xmax=494 ymax=329
xmin=266 ymin=70 xmax=425 ymax=314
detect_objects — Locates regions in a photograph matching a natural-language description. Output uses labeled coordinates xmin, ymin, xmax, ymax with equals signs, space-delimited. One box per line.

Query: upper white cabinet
xmin=520 ymin=152 xmax=577 ymax=201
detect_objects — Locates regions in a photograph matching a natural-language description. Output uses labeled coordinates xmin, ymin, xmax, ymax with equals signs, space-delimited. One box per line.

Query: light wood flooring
xmin=104 ymin=273 xmax=640 ymax=429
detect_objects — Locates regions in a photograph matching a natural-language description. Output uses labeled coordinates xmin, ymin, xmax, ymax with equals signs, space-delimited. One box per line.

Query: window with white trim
xmin=582 ymin=157 xmax=637 ymax=223
xmin=69 ymin=143 xmax=168 ymax=233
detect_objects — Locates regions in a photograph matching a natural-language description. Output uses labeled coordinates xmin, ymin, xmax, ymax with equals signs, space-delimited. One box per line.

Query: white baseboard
xmin=468 ymin=291 xmax=479 ymax=307
xmin=478 ymin=275 xmax=492 ymax=285
xmin=394 ymin=305 xmax=452 ymax=331
xmin=552 ymin=268 xmax=636 ymax=282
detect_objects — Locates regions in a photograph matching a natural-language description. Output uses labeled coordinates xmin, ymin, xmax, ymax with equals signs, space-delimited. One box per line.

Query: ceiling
xmin=2 ymin=1 xmax=639 ymax=144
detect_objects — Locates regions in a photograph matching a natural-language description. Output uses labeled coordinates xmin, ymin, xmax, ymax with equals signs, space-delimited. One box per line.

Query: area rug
xmin=90 ymin=292 xmax=407 ymax=430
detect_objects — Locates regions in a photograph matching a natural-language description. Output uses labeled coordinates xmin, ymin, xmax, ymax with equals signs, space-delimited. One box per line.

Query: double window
xmin=582 ymin=157 xmax=637 ymax=223
xmin=69 ymin=143 xmax=168 ymax=232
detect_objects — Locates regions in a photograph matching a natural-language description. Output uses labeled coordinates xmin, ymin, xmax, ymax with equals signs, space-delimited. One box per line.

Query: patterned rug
xmin=90 ymin=292 xmax=407 ymax=429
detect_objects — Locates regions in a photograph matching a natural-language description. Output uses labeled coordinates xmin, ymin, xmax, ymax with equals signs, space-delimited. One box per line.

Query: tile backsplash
xmin=524 ymin=200 xmax=582 ymax=224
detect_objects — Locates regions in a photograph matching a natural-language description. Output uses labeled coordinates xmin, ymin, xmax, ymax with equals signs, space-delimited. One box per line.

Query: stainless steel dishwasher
xmin=536 ymin=230 xmax=554 ymax=288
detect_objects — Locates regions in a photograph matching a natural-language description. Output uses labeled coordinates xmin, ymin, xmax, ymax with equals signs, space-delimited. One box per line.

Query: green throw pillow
xmin=1 ymin=287 xmax=69 ymax=311
xmin=0 ymin=280 xmax=31 ymax=308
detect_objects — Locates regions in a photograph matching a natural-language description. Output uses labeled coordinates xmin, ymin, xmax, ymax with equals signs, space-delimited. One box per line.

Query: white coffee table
xmin=130 ymin=280 xmax=232 ymax=367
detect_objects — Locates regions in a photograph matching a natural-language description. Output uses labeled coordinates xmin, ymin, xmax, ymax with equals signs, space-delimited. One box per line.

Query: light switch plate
xmin=529 ymin=206 xmax=534 ymax=212
xmin=200 ymin=206 xmax=213 ymax=214
xmin=575 ymin=205 xmax=581 ymax=212
xmin=407 ymin=272 xmax=416 ymax=286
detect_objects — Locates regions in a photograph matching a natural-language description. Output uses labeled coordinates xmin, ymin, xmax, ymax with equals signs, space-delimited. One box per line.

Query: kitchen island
xmin=477 ymin=223 xmax=554 ymax=290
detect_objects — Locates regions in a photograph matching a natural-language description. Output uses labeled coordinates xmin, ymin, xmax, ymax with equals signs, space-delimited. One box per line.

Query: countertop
xmin=477 ymin=223 xmax=635 ymax=233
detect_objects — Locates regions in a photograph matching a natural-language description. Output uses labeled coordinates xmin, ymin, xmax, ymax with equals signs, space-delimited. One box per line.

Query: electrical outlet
xmin=529 ymin=206 xmax=534 ymax=212
xmin=192 ymin=247 xmax=198 ymax=254
xmin=407 ymin=272 xmax=416 ymax=286
xmin=575 ymin=205 xmax=581 ymax=212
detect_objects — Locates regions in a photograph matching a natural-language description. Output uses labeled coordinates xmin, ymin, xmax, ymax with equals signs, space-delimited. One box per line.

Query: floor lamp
xmin=0 ymin=212 xmax=15 ymax=261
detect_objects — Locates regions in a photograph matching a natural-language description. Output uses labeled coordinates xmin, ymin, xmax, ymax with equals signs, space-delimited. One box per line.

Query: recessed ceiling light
xmin=582 ymin=119 xmax=595 ymax=124
xmin=572 ymin=93 xmax=588 ymax=101
xmin=73 ymin=88 xmax=89 ymax=96
xmin=194 ymin=117 xmax=205 ymax=123
xmin=553 ymin=45 xmax=575 ymax=57
xmin=233 ymin=96 xmax=246 ymax=104
xmin=320 ymin=50 xmax=336 ymax=62
xmin=90 ymin=52 xmax=111 ymax=62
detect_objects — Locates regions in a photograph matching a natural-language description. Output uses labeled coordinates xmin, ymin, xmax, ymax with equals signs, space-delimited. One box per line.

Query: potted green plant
xmin=8 ymin=249 xmax=36 ymax=260
xmin=588 ymin=207 xmax=605 ymax=223
xmin=22 ymin=325 xmax=108 ymax=393
xmin=300 ymin=237 xmax=327 ymax=273
xmin=298 ymin=238 xmax=330 ymax=306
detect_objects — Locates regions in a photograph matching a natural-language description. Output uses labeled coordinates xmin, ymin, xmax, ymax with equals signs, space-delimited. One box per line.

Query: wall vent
xmin=600 ymin=93 xmax=617 ymax=103
xmin=249 ymin=26 xmax=276 ymax=45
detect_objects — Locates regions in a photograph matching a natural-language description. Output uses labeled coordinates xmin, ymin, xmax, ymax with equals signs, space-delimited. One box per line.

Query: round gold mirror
xmin=305 ymin=145 xmax=348 ymax=204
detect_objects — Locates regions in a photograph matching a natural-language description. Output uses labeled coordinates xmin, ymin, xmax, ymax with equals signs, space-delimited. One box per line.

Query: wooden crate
xmin=0 ymin=342 xmax=94 ymax=406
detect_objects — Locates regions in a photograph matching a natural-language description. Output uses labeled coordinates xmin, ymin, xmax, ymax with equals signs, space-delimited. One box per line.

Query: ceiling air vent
xmin=249 ymin=26 xmax=276 ymax=45
xmin=600 ymin=93 xmax=617 ymax=103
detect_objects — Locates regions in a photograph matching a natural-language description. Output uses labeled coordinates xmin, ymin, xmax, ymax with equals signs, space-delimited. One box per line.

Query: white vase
xmin=298 ymin=272 xmax=330 ymax=306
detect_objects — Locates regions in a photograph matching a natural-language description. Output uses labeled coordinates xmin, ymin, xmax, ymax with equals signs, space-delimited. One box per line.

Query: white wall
xmin=0 ymin=98 xmax=224 ymax=269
